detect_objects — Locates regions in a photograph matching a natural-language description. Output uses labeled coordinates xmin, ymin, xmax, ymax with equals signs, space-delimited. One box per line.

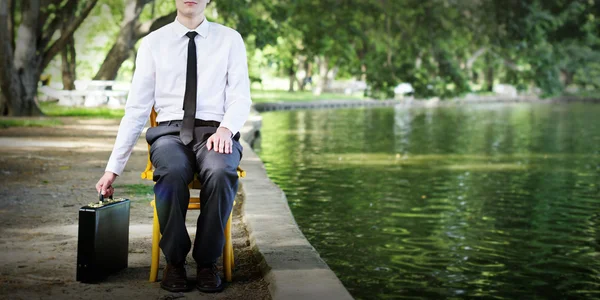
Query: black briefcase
xmin=76 ymin=195 xmax=130 ymax=283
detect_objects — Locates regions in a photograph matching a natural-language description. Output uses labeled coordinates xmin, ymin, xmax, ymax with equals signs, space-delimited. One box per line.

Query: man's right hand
xmin=96 ymin=171 xmax=117 ymax=197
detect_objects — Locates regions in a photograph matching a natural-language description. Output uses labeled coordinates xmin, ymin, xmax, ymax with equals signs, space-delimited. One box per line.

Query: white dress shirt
xmin=105 ymin=18 xmax=252 ymax=176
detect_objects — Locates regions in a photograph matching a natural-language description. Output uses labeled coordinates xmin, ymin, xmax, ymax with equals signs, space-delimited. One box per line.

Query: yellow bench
xmin=141 ymin=108 xmax=245 ymax=283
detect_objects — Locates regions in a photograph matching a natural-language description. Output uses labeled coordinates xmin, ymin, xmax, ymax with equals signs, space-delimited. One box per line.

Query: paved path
xmin=0 ymin=118 xmax=269 ymax=300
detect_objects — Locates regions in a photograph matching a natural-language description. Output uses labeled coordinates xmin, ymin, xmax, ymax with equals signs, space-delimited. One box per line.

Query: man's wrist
xmin=104 ymin=171 xmax=118 ymax=178
xmin=218 ymin=126 xmax=233 ymax=138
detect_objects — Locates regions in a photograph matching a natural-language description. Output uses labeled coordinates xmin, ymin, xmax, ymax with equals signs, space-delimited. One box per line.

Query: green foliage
xmin=58 ymin=0 xmax=600 ymax=99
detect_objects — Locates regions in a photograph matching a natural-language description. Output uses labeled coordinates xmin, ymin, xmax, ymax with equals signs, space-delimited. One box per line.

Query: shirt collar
xmin=172 ymin=17 xmax=210 ymax=39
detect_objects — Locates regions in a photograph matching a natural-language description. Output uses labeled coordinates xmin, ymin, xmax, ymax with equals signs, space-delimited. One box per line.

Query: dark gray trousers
xmin=148 ymin=123 xmax=242 ymax=266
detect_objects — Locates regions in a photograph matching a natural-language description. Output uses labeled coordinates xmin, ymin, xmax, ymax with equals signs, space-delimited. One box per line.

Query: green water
xmin=254 ymin=103 xmax=600 ymax=299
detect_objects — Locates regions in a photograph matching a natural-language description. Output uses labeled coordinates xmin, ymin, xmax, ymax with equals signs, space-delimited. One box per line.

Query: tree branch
xmin=135 ymin=10 xmax=176 ymax=39
xmin=40 ymin=0 xmax=77 ymax=51
xmin=39 ymin=0 xmax=63 ymax=30
xmin=466 ymin=47 xmax=487 ymax=70
xmin=41 ymin=0 xmax=98 ymax=70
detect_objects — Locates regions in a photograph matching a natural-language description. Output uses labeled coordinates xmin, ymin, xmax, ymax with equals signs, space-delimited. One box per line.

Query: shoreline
xmin=238 ymin=108 xmax=354 ymax=300
xmin=238 ymin=96 xmax=600 ymax=299
xmin=253 ymin=95 xmax=600 ymax=112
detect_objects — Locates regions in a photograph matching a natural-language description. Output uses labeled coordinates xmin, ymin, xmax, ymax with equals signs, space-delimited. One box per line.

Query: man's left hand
xmin=207 ymin=127 xmax=233 ymax=154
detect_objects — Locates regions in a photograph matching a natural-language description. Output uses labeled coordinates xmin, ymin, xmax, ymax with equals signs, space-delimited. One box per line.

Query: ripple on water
xmin=257 ymin=104 xmax=600 ymax=299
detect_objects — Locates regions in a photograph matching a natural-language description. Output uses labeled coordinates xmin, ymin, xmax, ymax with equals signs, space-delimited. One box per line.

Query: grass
xmin=32 ymin=90 xmax=365 ymax=119
xmin=118 ymin=183 xmax=154 ymax=198
xmin=468 ymin=90 xmax=496 ymax=96
xmin=39 ymin=101 xmax=125 ymax=118
xmin=0 ymin=118 xmax=63 ymax=128
xmin=562 ymin=90 xmax=600 ymax=99
xmin=251 ymin=89 xmax=366 ymax=103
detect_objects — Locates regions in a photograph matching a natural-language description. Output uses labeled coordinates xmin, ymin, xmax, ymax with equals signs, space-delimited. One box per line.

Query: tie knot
xmin=186 ymin=31 xmax=198 ymax=39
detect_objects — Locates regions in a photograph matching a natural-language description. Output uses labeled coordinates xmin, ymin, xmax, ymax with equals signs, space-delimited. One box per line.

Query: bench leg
xmin=230 ymin=244 xmax=235 ymax=271
xmin=150 ymin=199 xmax=161 ymax=282
xmin=224 ymin=211 xmax=233 ymax=282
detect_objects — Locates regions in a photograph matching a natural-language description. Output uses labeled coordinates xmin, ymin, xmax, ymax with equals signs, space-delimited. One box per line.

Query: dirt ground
xmin=0 ymin=117 xmax=270 ymax=300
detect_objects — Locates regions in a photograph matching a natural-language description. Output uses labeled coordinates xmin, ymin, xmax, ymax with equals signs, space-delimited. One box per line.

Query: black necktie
xmin=180 ymin=31 xmax=198 ymax=145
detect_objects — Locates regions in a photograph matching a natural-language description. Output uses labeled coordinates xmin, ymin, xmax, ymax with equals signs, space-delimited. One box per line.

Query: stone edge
xmin=253 ymin=95 xmax=600 ymax=112
xmin=238 ymin=107 xmax=354 ymax=300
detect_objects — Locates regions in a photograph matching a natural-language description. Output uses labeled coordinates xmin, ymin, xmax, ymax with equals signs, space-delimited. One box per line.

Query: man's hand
xmin=207 ymin=127 xmax=233 ymax=154
xmin=95 ymin=171 xmax=117 ymax=197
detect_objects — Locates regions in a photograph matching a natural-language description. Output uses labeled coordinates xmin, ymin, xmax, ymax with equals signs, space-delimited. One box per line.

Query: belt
xmin=158 ymin=119 xmax=221 ymax=127
xmin=157 ymin=119 xmax=241 ymax=141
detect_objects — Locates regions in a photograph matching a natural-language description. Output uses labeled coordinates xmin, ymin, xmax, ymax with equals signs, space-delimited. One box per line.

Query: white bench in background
xmin=39 ymin=80 xmax=130 ymax=108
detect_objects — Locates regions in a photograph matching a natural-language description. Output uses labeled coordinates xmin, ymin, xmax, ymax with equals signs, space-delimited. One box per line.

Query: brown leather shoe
xmin=160 ymin=263 xmax=190 ymax=292
xmin=196 ymin=263 xmax=225 ymax=293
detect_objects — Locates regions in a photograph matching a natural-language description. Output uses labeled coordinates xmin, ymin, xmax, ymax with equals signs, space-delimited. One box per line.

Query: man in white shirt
xmin=95 ymin=0 xmax=251 ymax=293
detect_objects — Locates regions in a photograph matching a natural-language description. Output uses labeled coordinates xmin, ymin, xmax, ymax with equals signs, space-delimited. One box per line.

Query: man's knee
xmin=202 ymin=159 xmax=237 ymax=183
xmin=155 ymin=163 xmax=194 ymax=184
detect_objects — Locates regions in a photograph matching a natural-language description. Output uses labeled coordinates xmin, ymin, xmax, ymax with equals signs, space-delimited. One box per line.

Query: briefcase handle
xmin=99 ymin=193 xmax=114 ymax=203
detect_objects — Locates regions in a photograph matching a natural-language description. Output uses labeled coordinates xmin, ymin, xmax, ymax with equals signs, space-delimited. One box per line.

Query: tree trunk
xmin=8 ymin=0 xmax=15 ymax=51
xmin=299 ymin=60 xmax=312 ymax=91
xmin=0 ymin=0 xmax=16 ymax=115
xmin=94 ymin=0 xmax=142 ymax=80
xmin=59 ymin=0 xmax=77 ymax=90
xmin=484 ymin=53 xmax=494 ymax=92
xmin=360 ymin=64 xmax=367 ymax=82
xmin=561 ymin=70 xmax=574 ymax=87
xmin=61 ymin=35 xmax=76 ymax=90
xmin=94 ymin=38 xmax=137 ymax=81
xmin=0 ymin=94 xmax=8 ymax=116
xmin=11 ymin=0 xmax=43 ymax=116
xmin=131 ymin=47 xmax=138 ymax=75
xmin=41 ymin=0 xmax=98 ymax=71
xmin=314 ymin=56 xmax=329 ymax=96
xmin=94 ymin=1 xmax=175 ymax=81
xmin=0 ymin=0 xmax=98 ymax=116
xmin=288 ymin=66 xmax=296 ymax=92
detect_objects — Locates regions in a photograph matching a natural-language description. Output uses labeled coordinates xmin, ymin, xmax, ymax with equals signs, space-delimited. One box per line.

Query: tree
xmin=0 ymin=0 xmax=98 ymax=116
xmin=93 ymin=0 xmax=176 ymax=81
xmin=93 ymin=0 xmax=278 ymax=81
xmin=61 ymin=0 xmax=78 ymax=90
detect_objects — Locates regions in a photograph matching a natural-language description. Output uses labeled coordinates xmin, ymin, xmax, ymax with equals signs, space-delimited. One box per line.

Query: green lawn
xmin=0 ymin=118 xmax=63 ymax=128
xmin=39 ymin=101 xmax=125 ymax=118
xmin=117 ymin=183 xmax=154 ymax=198
xmin=36 ymin=90 xmax=365 ymax=118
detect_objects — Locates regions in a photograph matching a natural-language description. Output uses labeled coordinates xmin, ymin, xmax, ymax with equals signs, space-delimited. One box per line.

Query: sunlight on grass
xmin=0 ymin=118 xmax=63 ymax=128
xmin=39 ymin=102 xmax=124 ymax=118
xmin=118 ymin=184 xmax=153 ymax=198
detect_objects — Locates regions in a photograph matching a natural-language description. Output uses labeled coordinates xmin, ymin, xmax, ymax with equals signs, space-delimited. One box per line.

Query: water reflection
xmin=254 ymin=103 xmax=600 ymax=299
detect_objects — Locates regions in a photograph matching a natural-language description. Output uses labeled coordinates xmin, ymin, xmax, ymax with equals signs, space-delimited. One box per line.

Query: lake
xmin=254 ymin=102 xmax=600 ymax=299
